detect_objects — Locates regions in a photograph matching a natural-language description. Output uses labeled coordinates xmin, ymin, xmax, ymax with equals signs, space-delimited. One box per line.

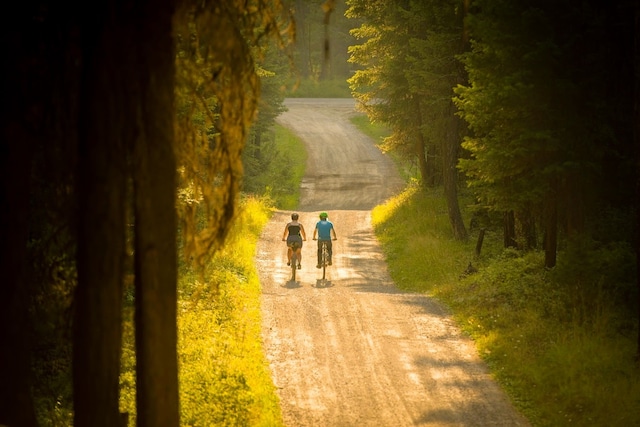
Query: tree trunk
xmin=132 ymin=1 xmax=180 ymax=425
xmin=443 ymin=110 xmax=467 ymax=241
xmin=319 ymin=0 xmax=334 ymax=80
xmin=503 ymin=210 xmax=518 ymax=248
xmin=294 ymin=0 xmax=311 ymax=78
xmin=544 ymin=198 xmax=558 ymax=269
xmin=73 ymin=3 xmax=129 ymax=425
xmin=0 ymin=99 xmax=38 ymax=427
xmin=564 ymin=171 xmax=584 ymax=236
xmin=633 ymin=0 xmax=640 ymax=362
xmin=416 ymin=132 xmax=430 ymax=188
xmin=516 ymin=205 xmax=537 ymax=250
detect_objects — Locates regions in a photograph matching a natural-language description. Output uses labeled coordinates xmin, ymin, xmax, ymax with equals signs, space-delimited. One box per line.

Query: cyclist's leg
xmin=327 ymin=240 xmax=333 ymax=265
xmin=294 ymin=240 xmax=302 ymax=268
xmin=316 ymin=240 xmax=322 ymax=268
xmin=287 ymin=243 xmax=293 ymax=265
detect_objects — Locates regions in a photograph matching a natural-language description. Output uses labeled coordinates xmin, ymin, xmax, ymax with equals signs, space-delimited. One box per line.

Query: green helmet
xmin=319 ymin=212 xmax=328 ymax=219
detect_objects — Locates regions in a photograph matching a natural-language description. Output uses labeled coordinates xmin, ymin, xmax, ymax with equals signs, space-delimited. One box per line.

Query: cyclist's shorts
xmin=286 ymin=235 xmax=303 ymax=248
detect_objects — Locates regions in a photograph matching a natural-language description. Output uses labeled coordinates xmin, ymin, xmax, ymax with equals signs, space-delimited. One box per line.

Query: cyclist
xmin=312 ymin=212 xmax=337 ymax=268
xmin=282 ymin=213 xmax=306 ymax=269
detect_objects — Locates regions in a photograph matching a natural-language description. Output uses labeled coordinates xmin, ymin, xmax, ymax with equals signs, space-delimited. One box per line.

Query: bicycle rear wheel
xmin=321 ymin=242 xmax=329 ymax=280
xmin=291 ymin=251 xmax=297 ymax=281
xmin=290 ymin=243 xmax=299 ymax=281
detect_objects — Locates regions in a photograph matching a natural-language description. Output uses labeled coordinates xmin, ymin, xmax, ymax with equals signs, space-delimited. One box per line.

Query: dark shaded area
xmin=1 ymin=0 xmax=179 ymax=425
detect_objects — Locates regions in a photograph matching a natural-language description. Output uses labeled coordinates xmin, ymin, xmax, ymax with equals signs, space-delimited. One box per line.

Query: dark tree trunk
xmin=544 ymin=198 xmax=558 ymax=269
xmin=319 ymin=0 xmax=334 ymax=80
xmin=295 ymin=0 xmax=311 ymax=78
xmin=475 ymin=228 xmax=485 ymax=256
xmin=442 ymin=110 xmax=467 ymax=241
xmin=411 ymin=98 xmax=429 ymax=188
xmin=0 ymin=79 xmax=38 ymax=427
xmin=416 ymin=132 xmax=430 ymax=188
xmin=132 ymin=1 xmax=180 ymax=425
xmin=634 ymin=0 xmax=640 ymax=362
xmin=516 ymin=205 xmax=537 ymax=250
xmin=503 ymin=210 xmax=517 ymax=248
xmin=564 ymin=172 xmax=584 ymax=236
xmin=73 ymin=2 xmax=129 ymax=425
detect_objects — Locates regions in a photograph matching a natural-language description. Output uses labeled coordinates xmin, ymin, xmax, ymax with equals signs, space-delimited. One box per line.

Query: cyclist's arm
xmin=331 ymin=227 xmax=337 ymax=240
xmin=312 ymin=227 xmax=318 ymax=240
xmin=300 ymin=224 xmax=307 ymax=240
xmin=282 ymin=223 xmax=289 ymax=241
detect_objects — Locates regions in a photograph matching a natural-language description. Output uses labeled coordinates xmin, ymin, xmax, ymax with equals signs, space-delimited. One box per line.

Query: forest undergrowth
xmin=354 ymin=117 xmax=640 ymax=427
xmin=371 ymin=184 xmax=639 ymax=426
xmin=116 ymin=120 xmax=308 ymax=425
xmin=118 ymin=195 xmax=283 ymax=426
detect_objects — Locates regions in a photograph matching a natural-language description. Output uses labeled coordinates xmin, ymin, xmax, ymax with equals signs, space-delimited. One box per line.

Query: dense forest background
xmin=1 ymin=0 xmax=638 ymax=425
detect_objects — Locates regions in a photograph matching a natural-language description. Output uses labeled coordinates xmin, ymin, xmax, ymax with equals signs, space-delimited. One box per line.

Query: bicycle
xmin=317 ymin=240 xmax=331 ymax=281
xmin=289 ymin=241 xmax=301 ymax=281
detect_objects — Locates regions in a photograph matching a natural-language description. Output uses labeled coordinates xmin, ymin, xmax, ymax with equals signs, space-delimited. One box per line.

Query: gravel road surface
xmin=256 ymin=98 xmax=530 ymax=426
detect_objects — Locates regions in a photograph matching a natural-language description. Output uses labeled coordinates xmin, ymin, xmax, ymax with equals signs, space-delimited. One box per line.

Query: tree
xmin=0 ymin=0 xmax=293 ymax=424
xmin=243 ymin=42 xmax=290 ymax=196
xmin=403 ymin=0 xmax=469 ymax=240
xmin=347 ymin=0 xmax=469 ymax=240
xmin=293 ymin=0 xmax=355 ymax=80
xmin=634 ymin=0 xmax=640 ymax=362
xmin=455 ymin=0 xmax=636 ymax=266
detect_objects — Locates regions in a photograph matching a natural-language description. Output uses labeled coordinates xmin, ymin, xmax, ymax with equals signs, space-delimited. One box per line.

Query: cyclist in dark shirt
xmin=282 ymin=213 xmax=307 ymax=269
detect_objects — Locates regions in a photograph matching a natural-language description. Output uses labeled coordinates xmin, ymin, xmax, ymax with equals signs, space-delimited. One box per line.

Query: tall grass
xmin=117 ymin=117 xmax=307 ymax=425
xmin=372 ymin=185 xmax=640 ymax=426
xmin=273 ymin=124 xmax=306 ymax=210
xmin=286 ymin=77 xmax=351 ymax=98
xmin=119 ymin=196 xmax=283 ymax=426
xmin=359 ymin=114 xmax=640 ymax=426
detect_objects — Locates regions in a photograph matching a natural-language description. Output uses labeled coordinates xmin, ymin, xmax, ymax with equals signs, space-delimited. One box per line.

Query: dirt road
xmin=256 ymin=99 xmax=530 ymax=426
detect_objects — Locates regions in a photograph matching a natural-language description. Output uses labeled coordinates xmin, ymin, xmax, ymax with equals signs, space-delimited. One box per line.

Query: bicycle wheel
xmin=291 ymin=246 xmax=297 ymax=281
xmin=321 ymin=242 xmax=328 ymax=280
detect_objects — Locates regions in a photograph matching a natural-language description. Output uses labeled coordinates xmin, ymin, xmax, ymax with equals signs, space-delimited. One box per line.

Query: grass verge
xmin=372 ymin=186 xmax=639 ymax=426
xmin=357 ymin=114 xmax=640 ymax=426
xmin=286 ymin=77 xmax=352 ymax=98
xmin=273 ymin=124 xmax=307 ymax=210
xmin=117 ymin=119 xmax=308 ymax=424
xmin=119 ymin=196 xmax=283 ymax=426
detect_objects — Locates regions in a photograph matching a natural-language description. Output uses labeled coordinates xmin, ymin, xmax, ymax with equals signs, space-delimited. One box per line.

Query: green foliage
xmin=372 ymin=182 xmax=640 ymax=426
xmin=174 ymin=0 xmax=295 ymax=265
xmin=286 ymin=77 xmax=352 ymax=98
xmin=454 ymin=0 xmax=636 ymax=241
xmin=120 ymin=196 xmax=283 ymax=426
xmin=349 ymin=114 xmax=390 ymax=145
xmin=347 ymin=0 xmax=467 ymax=188
xmin=243 ymin=124 xmax=307 ymax=210
xmin=551 ymin=237 xmax=638 ymax=321
xmin=32 ymin=344 xmax=74 ymax=426
xmin=372 ymin=182 xmax=473 ymax=290
xmin=28 ymin=180 xmax=76 ymax=426
xmin=349 ymin=113 xmax=417 ymax=182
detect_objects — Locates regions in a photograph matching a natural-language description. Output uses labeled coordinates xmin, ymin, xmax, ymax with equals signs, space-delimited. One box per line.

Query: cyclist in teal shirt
xmin=312 ymin=212 xmax=337 ymax=268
